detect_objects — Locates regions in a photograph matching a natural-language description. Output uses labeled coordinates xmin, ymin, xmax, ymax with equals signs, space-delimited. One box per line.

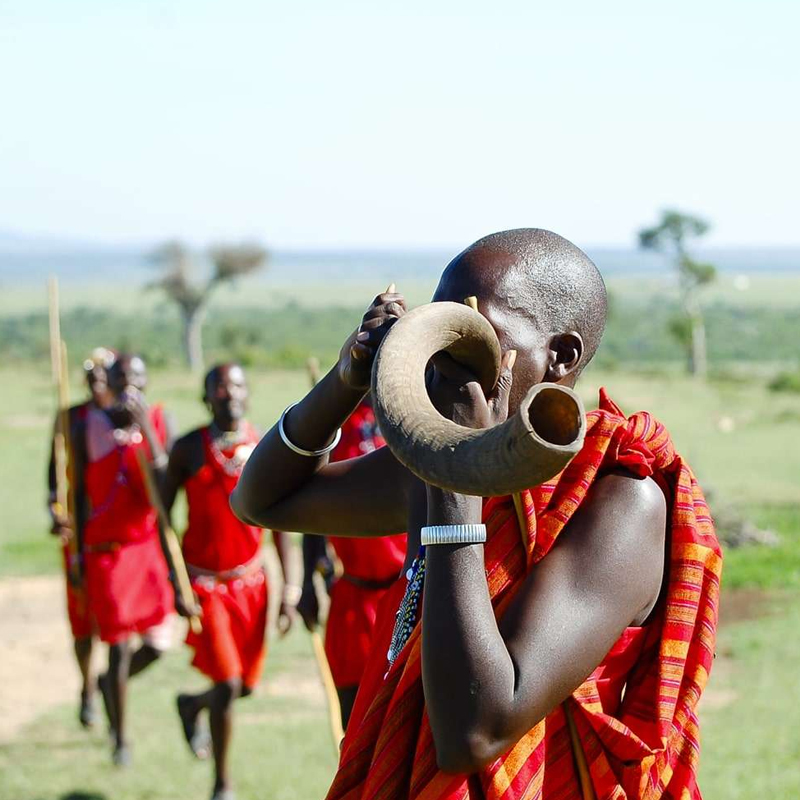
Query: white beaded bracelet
xmin=278 ymin=402 xmax=342 ymax=457
xmin=420 ymin=524 xmax=487 ymax=546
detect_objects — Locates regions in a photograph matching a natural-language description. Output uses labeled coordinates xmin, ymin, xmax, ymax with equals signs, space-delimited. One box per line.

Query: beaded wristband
xmin=279 ymin=402 xmax=342 ymax=457
xmin=420 ymin=524 xmax=487 ymax=546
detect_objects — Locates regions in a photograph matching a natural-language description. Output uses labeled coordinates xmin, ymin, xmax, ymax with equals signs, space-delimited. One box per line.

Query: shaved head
xmin=433 ymin=229 xmax=607 ymax=410
xmin=473 ymin=229 xmax=606 ymax=367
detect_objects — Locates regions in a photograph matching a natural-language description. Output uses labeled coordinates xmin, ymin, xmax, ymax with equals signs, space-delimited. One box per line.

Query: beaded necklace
xmin=87 ymin=420 xmax=143 ymax=521
xmin=207 ymin=423 xmax=253 ymax=478
xmin=385 ymin=545 xmax=426 ymax=677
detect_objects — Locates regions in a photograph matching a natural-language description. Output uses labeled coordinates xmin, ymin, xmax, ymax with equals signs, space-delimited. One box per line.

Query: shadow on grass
xmin=30 ymin=794 xmax=107 ymax=800
xmin=60 ymin=794 xmax=108 ymax=800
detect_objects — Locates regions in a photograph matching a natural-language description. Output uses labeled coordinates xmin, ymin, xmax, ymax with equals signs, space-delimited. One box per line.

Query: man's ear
xmin=544 ymin=332 xmax=584 ymax=383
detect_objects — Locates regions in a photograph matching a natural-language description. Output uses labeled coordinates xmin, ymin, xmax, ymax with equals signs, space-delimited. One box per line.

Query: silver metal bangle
xmin=420 ymin=524 xmax=487 ymax=546
xmin=278 ymin=402 xmax=342 ymax=457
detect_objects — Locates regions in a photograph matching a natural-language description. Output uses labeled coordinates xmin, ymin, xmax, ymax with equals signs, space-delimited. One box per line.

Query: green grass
xmin=721 ymin=505 xmax=800 ymax=589
xmin=699 ymin=593 xmax=800 ymax=799
xmin=0 ymin=628 xmax=338 ymax=800
xmin=3 ymin=366 xmax=799 ymax=585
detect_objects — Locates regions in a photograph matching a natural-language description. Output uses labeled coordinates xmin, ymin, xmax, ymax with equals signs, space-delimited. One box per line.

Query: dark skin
xmin=73 ymin=355 xmax=176 ymax=763
xmin=160 ymin=363 xmax=294 ymax=796
xmin=232 ymin=248 xmax=666 ymax=774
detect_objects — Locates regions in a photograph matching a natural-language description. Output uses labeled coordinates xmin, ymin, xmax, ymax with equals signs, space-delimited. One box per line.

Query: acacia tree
xmin=638 ymin=210 xmax=716 ymax=378
xmin=149 ymin=241 xmax=268 ymax=371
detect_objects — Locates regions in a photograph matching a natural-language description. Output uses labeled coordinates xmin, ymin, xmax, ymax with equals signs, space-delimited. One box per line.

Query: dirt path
xmin=0 ymin=547 xmax=305 ymax=744
xmin=0 ymin=575 xmax=79 ymax=743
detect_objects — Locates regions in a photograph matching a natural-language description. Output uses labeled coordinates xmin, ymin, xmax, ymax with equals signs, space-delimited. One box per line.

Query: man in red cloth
xmin=47 ymin=347 xmax=115 ymax=728
xmin=299 ymin=399 xmax=407 ymax=728
xmin=233 ymin=229 xmax=722 ymax=800
xmin=74 ymin=353 xmax=176 ymax=766
xmin=160 ymin=363 xmax=294 ymax=800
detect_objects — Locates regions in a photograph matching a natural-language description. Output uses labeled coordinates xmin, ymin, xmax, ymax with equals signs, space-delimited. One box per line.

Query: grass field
xmin=1 ymin=365 xmax=799 ymax=799
xmin=0 ymin=626 xmax=339 ymax=800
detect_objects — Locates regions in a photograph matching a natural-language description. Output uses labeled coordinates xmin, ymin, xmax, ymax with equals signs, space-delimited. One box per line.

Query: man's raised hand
xmin=426 ymin=349 xmax=516 ymax=430
xmin=337 ymin=285 xmax=407 ymax=391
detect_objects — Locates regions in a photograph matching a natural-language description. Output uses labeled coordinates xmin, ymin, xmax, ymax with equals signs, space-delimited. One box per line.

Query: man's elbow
xmin=434 ymin=730 xmax=502 ymax=775
xmin=229 ymin=486 xmax=257 ymax=526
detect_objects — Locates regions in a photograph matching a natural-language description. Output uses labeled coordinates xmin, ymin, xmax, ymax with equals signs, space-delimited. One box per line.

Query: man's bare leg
xmin=99 ymin=641 xmax=162 ymax=761
xmin=336 ymin=685 xmax=358 ymax=731
xmin=107 ymin=640 xmax=132 ymax=766
xmin=128 ymin=642 xmax=162 ymax=677
xmin=208 ymin=678 xmax=242 ymax=800
xmin=74 ymin=635 xmax=96 ymax=728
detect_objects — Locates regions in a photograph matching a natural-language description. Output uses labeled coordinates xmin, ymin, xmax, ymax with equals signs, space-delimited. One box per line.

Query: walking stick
xmin=48 ymin=276 xmax=81 ymax=585
xmin=134 ymin=448 xmax=202 ymax=635
xmin=304 ymin=354 xmax=346 ymax=753
xmin=311 ymin=629 xmax=345 ymax=748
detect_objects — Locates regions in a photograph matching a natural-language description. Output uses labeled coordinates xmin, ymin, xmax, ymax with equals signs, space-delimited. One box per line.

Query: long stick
xmin=305 ymin=356 xmax=321 ymax=387
xmin=135 ymin=448 xmax=202 ymax=635
xmin=48 ymin=277 xmax=81 ymax=584
xmin=48 ymin=278 xmax=68 ymax=516
xmin=310 ymin=630 xmax=345 ymax=750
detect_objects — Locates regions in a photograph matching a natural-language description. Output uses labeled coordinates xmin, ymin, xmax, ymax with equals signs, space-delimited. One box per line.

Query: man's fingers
xmin=350 ymin=342 xmax=372 ymax=362
xmin=370 ymin=292 xmax=405 ymax=309
xmin=488 ymin=349 xmax=516 ymax=412
xmin=430 ymin=352 xmax=480 ymax=385
xmin=362 ymin=298 xmax=406 ymax=321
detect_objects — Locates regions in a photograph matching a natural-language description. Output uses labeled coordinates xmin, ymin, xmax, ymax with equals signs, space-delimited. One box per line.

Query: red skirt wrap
xmin=84 ymin=534 xmax=174 ymax=644
xmin=186 ymin=568 xmax=268 ymax=688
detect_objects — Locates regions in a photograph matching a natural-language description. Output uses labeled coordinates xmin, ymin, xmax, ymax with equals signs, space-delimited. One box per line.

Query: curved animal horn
xmin=371 ymin=302 xmax=586 ymax=496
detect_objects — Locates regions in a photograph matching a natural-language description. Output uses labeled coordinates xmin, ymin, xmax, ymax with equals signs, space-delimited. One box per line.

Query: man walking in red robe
xmin=47 ymin=347 xmax=115 ymax=728
xmin=160 ymin=363 xmax=294 ymax=800
xmin=75 ymin=354 xmax=176 ymax=766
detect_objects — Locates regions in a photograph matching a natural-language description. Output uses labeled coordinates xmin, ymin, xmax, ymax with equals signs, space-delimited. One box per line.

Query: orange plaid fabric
xmin=326 ymin=390 xmax=722 ymax=800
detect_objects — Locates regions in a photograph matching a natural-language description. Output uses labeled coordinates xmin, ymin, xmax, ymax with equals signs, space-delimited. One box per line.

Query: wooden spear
xmin=48 ymin=276 xmax=80 ymax=585
xmin=134 ymin=448 xmax=202 ymax=635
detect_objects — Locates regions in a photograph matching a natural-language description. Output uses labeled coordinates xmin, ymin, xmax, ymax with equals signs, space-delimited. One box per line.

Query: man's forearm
xmin=422 ymin=488 xmax=516 ymax=773
xmin=232 ymin=365 xmax=364 ymax=524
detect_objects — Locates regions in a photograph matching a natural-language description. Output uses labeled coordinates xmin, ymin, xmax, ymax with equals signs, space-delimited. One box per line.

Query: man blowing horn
xmin=231 ymin=229 xmax=722 ymax=800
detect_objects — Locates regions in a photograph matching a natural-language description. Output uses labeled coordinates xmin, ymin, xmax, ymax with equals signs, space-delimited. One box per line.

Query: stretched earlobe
xmin=545 ymin=333 xmax=584 ymax=383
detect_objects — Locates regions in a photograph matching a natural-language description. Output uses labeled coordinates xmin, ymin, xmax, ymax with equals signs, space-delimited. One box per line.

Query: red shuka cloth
xmin=326 ymin=404 xmax=408 ymax=688
xmin=326 ymin=390 xmax=722 ymax=800
xmin=83 ymin=405 xmax=174 ymax=644
xmin=183 ymin=423 xmax=268 ymax=687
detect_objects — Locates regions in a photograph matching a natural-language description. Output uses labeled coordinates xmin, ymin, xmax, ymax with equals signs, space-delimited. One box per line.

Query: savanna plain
xmin=1 ymin=272 xmax=798 ymax=799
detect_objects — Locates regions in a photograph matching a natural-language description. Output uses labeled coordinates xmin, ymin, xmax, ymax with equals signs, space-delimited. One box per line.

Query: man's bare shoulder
xmin=556 ymin=470 xmax=667 ymax=623
xmin=169 ymin=427 xmax=205 ymax=470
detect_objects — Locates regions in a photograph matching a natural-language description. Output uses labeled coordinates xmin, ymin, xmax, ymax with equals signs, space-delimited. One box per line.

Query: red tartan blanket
xmin=326 ymin=390 xmax=722 ymax=800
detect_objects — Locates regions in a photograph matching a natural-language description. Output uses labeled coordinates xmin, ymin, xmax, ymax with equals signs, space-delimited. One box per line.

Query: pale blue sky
xmin=1 ymin=0 xmax=797 ymax=249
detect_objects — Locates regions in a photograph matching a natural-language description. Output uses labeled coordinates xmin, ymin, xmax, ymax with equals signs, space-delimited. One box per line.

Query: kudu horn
xmin=371 ymin=302 xmax=586 ymax=496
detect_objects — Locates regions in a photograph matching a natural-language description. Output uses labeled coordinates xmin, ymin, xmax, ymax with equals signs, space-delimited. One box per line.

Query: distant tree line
xmin=2 ymin=299 xmax=798 ymax=384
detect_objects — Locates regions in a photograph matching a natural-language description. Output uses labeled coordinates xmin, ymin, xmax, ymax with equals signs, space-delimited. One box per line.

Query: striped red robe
xmin=326 ymin=389 xmax=722 ymax=800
